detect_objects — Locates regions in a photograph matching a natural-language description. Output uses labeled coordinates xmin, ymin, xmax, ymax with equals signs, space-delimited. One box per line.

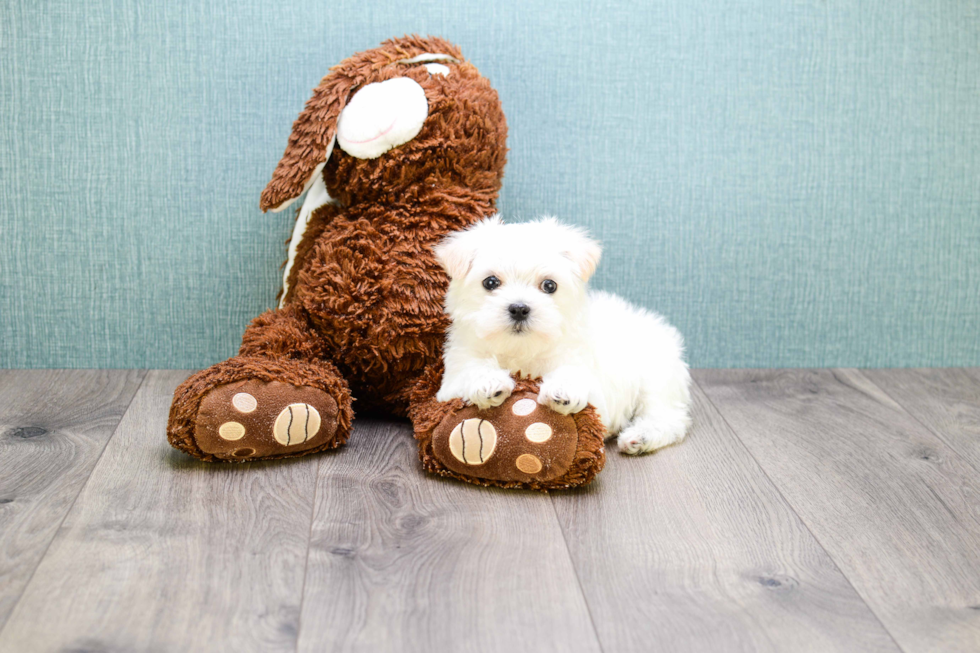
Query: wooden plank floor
xmin=1 ymin=369 xmax=978 ymax=652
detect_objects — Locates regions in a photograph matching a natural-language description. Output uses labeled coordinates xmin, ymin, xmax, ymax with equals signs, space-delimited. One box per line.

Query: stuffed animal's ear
xmin=260 ymin=69 xmax=355 ymax=213
xmin=434 ymin=215 xmax=503 ymax=280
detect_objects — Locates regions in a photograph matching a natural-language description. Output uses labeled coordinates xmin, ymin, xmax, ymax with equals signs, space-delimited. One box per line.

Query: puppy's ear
xmin=561 ymin=227 xmax=602 ymax=282
xmin=260 ymin=67 xmax=359 ymax=213
xmin=434 ymin=235 xmax=474 ymax=280
xmin=434 ymin=215 xmax=502 ymax=280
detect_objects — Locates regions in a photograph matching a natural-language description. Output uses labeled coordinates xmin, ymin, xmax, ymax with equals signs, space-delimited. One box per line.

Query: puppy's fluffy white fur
xmin=434 ymin=216 xmax=691 ymax=454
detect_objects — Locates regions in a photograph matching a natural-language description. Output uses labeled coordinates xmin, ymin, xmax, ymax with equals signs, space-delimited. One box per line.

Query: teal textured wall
xmin=1 ymin=0 xmax=978 ymax=369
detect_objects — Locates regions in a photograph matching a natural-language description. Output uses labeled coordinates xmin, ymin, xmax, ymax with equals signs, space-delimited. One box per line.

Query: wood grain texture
xmin=862 ymin=368 xmax=980 ymax=471
xmin=5 ymin=368 xmax=980 ymax=651
xmin=0 ymin=370 xmax=320 ymax=653
xmin=0 ymin=369 xmax=145 ymax=631
xmin=696 ymin=368 xmax=980 ymax=653
xmin=297 ymin=418 xmax=602 ymax=653
xmin=551 ymin=383 xmax=899 ymax=653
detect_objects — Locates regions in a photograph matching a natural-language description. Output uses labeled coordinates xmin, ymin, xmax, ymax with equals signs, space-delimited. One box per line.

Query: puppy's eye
xmin=483 ymin=276 xmax=501 ymax=291
xmin=540 ymin=279 xmax=558 ymax=294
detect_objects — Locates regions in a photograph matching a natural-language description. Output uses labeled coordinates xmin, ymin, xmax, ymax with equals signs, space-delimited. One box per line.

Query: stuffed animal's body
xmin=168 ymin=36 xmax=606 ymax=489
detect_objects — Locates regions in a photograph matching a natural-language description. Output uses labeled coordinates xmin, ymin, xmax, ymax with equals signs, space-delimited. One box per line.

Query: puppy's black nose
xmin=508 ymin=303 xmax=531 ymax=322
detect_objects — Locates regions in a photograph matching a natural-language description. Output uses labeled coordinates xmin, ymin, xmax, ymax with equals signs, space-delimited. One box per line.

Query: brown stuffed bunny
xmin=167 ymin=36 xmax=605 ymax=489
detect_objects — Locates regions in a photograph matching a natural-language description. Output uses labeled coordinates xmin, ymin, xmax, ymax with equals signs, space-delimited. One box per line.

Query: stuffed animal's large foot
xmin=168 ymin=356 xmax=353 ymax=462
xmin=411 ymin=371 xmax=607 ymax=490
xmin=434 ymin=393 xmax=579 ymax=482
xmin=193 ymin=379 xmax=339 ymax=460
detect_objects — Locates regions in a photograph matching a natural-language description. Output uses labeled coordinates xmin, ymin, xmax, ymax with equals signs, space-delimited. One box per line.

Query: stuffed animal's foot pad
xmin=431 ymin=392 xmax=579 ymax=483
xmin=412 ymin=370 xmax=606 ymax=490
xmin=194 ymin=380 xmax=339 ymax=461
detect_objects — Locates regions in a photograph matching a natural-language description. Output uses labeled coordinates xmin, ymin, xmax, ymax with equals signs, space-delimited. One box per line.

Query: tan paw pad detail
xmin=194 ymin=380 xmax=340 ymax=460
xmin=512 ymin=398 xmax=537 ymax=416
xmin=448 ymin=418 xmax=497 ymax=465
xmin=218 ymin=421 xmax=246 ymax=441
xmin=429 ymin=391 xmax=580 ymax=483
xmin=515 ymin=454 xmax=543 ymax=474
xmin=232 ymin=392 xmax=257 ymax=413
xmin=524 ymin=422 xmax=552 ymax=443
xmin=273 ymin=404 xmax=321 ymax=446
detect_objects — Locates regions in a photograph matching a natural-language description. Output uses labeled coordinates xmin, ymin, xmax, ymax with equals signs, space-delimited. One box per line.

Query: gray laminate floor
xmin=0 ymin=369 xmax=978 ymax=652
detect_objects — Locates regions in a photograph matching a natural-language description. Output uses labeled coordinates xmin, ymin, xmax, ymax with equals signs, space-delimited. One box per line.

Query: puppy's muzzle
xmin=508 ymin=302 xmax=531 ymax=323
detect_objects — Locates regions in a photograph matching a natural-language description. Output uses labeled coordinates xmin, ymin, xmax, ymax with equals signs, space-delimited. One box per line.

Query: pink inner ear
xmin=436 ymin=240 xmax=474 ymax=280
xmin=562 ymin=243 xmax=602 ymax=281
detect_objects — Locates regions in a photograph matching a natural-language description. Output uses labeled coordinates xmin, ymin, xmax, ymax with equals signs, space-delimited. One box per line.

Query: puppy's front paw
xmin=465 ymin=372 xmax=515 ymax=410
xmin=537 ymin=382 xmax=588 ymax=415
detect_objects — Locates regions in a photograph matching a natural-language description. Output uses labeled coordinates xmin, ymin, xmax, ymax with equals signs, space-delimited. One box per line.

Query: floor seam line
xmin=294 ymin=452 xmax=322 ymax=653
xmin=0 ymin=368 xmax=149 ymax=640
xmin=854 ymin=369 xmax=980 ymax=478
xmin=692 ymin=373 xmax=909 ymax=653
xmin=548 ymin=495 xmax=606 ymax=653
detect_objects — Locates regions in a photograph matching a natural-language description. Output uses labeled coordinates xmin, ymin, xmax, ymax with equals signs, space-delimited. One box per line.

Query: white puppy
xmin=434 ymin=216 xmax=691 ymax=454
